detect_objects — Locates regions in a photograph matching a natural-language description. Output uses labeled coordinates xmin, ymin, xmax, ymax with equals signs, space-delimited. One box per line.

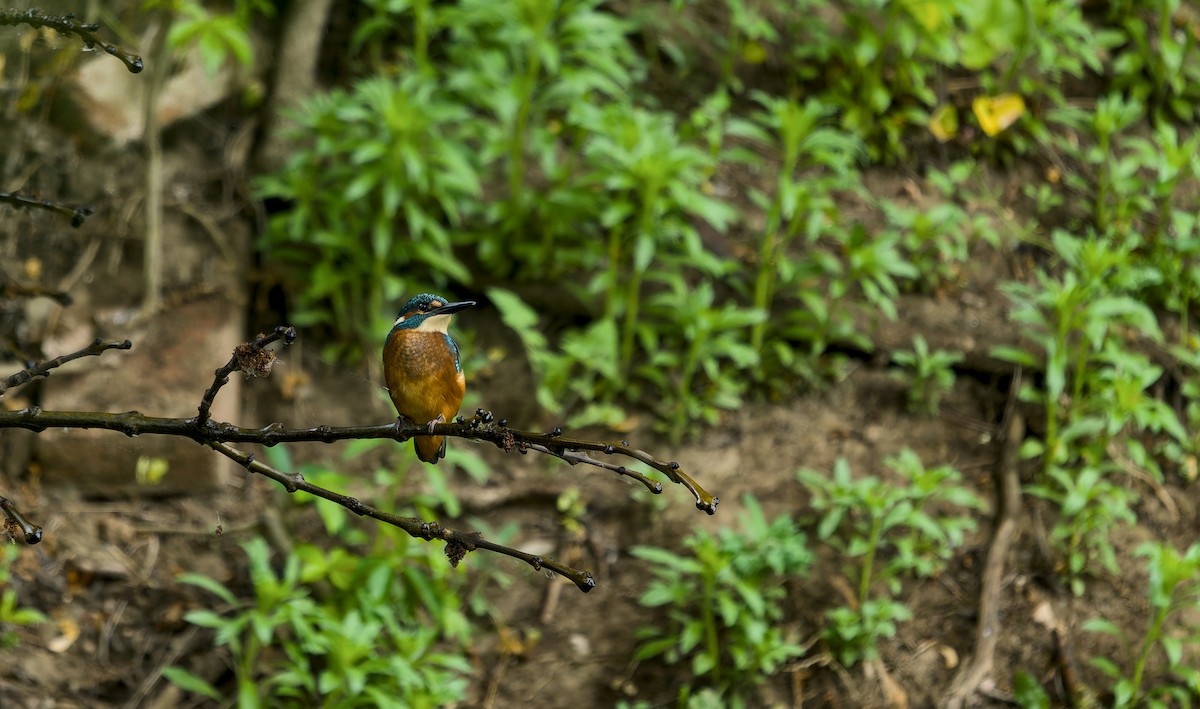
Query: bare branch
xmin=0 ymin=337 xmax=132 ymax=396
xmin=0 ymin=191 xmax=96 ymax=227
xmin=206 ymin=439 xmax=595 ymax=592
xmin=0 ymin=326 xmax=719 ymax=591
xmin=0 ymin=407 xmax=718 ymax=513
xmin=0 ymin=9 xmax=143 ymax=73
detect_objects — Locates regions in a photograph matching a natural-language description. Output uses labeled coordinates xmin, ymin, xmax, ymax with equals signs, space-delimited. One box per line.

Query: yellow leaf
xmin=927 ymin=104 xmax=958 ymax=142
xmin=972 ymin=94 xmax=1025 ymax=137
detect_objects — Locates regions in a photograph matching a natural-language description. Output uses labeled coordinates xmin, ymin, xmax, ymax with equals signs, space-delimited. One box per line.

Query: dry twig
xmin=943 ymin=370 xmax=1025 ymax=708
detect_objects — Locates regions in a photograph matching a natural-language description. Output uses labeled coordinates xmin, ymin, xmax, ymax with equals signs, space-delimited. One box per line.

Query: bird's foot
xmin=427 ymin=414 xmax=445 ymax=434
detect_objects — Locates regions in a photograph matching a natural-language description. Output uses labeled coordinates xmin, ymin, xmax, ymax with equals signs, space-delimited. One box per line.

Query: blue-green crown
xmin=394 ymin=293 xmax=450 ymax=324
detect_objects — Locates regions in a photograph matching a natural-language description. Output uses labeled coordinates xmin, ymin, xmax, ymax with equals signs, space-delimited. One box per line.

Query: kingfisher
xmin=383 ymin=293 xmax=475 ymax=464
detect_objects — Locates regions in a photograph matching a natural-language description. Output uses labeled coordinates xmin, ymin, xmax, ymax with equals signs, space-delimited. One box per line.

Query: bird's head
xmin=391 ymin=293 xmax=475 ymax=334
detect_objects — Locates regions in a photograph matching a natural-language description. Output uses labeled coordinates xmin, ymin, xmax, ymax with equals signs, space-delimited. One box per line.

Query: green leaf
xmin=182 ymin=609 xmax=230 ymax=630
xmin=177 ymin=573 xmax=239 ymax=606
xmin=1081 ymin=618 xmax=1123 ymax=638
xmin=634 ymin=637 xmax=677 ymax=661
xmin=1161 ymin=635 xmax=1184 ymax=668
xmin=989 ymin=345 xmax=1038 ymax=367
xmin=692 ymin=649 xmax=717 ymax=677
xmin=161 ymin=666 xmax=222 ymax=700
xmin=1012 ymin=670 xmax=1051 ymax=709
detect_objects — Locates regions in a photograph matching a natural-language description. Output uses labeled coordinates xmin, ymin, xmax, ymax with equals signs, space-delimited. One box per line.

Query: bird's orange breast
xmin=383 ymin=330 xmax=466 ymax=426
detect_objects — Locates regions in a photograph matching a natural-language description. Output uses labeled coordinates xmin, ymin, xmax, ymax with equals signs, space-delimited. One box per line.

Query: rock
xmin=62 ymin=31 xmax=240 ymax=146
xmin=33 ymin=296 xmax=243 ymax=496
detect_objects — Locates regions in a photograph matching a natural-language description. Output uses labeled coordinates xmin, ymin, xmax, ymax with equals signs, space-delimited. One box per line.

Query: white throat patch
xmin=416 ymin=313 xmax=452 ymax=333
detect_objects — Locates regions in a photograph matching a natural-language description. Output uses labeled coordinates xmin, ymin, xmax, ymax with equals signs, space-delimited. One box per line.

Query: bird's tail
xmin=415 ymin=435 xmax=447 ymax=464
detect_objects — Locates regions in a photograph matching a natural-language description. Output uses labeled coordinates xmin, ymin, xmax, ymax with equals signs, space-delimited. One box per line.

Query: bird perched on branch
xmin=383 ymin=293 xmax=475 ymax=464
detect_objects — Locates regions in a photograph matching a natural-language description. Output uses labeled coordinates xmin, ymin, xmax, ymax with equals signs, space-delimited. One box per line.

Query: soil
xmin=1 ymin=11 xmax=1197 ymax=709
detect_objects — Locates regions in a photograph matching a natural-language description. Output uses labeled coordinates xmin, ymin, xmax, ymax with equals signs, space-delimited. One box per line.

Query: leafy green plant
xmin=350 ymin=0 xmax=438 ymax=72
xmin=881 ymin=160 xmax=1003 ymax=291
xmin=149 ymin=0 xmax=267 ymax=75
xmin=958 ymin=0 xmax=1116 ymax=126
xmin=1026 ymin=464 xmax=1137 ymax=596
xmin=633 ymin=495 xmax=814 ymax=705
xmin=725 ymin=92 xmax=863 ymax=357
xmin=1108 ymin=0 xmax=1200 ymax=121
xmin=668 ymin=0 xmax=780 ymax=91
xmin=798 ymin=449 xmax=983 ymax=666
xmin=837 ymin=221 xmax=920 ymax=321
xmin=442 ymin=0 xmax=644 ymax=276
xmin=257 ymin=73 xmax=480 ymax=360
xmin=890 ymin=334 xmax=962 ymax=416
xmin=1049 ymin=94 xmax=1146 ymax=234
xmin=573 ymin=100 xmax=737 ymax=374
xmin=1012 ymin=670 xmax=1052 ymax=709
xmin=164 ymin=438 xmax=503 ymax=706
xmin=0 ymin=545 xmax=47 ymax=648
xmin=167 ymin=533 xmax=474 ymax=707
xmin=637 ymin=275 xmax=764 ymax=440
xmin=991 ymin=229 xmax=1185 ymax=593
xmin=992 ymin=230 xmax=1161 ymax=475
xmin=1085 ymin=541 xmax=1200 ymax=707
xmin=488 ymin=286 xmax=625 ymax=428
xmin=786 ymin=0 xmax=956 ymax=159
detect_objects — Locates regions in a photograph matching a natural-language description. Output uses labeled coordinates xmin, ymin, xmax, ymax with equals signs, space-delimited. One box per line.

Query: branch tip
xmin=1 ymin=338 xmax=132 ymax=395
xmin=0 ymin=9 xmax=143 ymax=73
xmin=1 ymin=497 xmax=43 ymax=544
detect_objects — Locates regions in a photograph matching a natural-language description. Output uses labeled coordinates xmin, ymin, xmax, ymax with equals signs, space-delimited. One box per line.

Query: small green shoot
xmin=633 ymin=495 xmax=813 ymax=704
xmin=798 ymin=450 xmax=984 ymax=666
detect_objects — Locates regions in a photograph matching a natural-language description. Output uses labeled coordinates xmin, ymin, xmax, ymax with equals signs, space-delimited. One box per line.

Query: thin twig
xmin=206 ymin=438 xmax=595 ymax=591
xmin=943 ymin=369 xmax=1024 ymax=708
xmin=0 ymin=9 xmax=143 ymax=73
xmin=195 ymin=326 xmax=295 ymax=425
xmin=0 ymin=191 xmax=95 ymax=227
xmin=0 ymin=337 xmax=132 ymax=395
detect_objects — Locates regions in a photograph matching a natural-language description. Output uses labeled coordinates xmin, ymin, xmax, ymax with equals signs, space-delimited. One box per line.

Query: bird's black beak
xmin=430 ymin=300 xmax=476 ymax=316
